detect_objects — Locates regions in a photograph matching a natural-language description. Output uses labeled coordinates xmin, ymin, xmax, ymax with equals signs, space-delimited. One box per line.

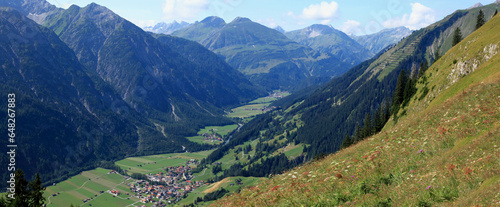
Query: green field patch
xmin=85 ymin=193 xmax=135 ymax=207
xmin=83 ymin=180 xmax=109 ymax=193
xmin=74 ymin=188 xmax=96 ymax=199
xmin=226 ymin=103 xmax=269 ymax=118
xmin=284 ymin=144 xmax=304 ymax=158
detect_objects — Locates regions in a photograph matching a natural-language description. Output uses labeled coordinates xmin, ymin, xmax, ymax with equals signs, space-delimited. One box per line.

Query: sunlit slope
xmin=213 ymin=14 xmax=500 ymax=207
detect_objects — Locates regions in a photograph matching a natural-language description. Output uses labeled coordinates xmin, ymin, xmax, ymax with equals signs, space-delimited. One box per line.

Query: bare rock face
xmin=0 ymin=0 xmax=59 ymax=23
xmin=448 ymin=43 xmax=498 ymax=84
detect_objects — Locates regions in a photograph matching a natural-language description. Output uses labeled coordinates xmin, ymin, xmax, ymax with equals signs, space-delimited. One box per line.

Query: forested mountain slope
xmin=0 ymin=7 xmax=172 ymax=187
xmin=183 ymin=5 xmax=500 ymax=203
xmin=215 ymin=11 xmax=500 ymax=207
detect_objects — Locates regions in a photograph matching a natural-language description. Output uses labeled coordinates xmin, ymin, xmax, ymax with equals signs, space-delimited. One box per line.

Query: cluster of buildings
xmin=202 ymin=132 xmax=223 ymax=142
xmin=127 ymin=160 xmax=209 ymax=205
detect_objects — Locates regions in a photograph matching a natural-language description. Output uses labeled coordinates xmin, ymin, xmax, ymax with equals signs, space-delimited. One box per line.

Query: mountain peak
xmin=468 ymin=2 xmax=483 ymax=9
xmin=201 ymin=16 xmax=226 ymax=26
xmin=274 ymin=26 xmax=285 ymax=34
xmin=304 ymin=24 xmax=336 ymax=37
xmin=231 ymin=16 xmax=252 ymax=24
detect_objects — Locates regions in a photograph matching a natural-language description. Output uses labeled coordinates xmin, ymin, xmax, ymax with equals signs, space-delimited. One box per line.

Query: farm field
xmin=186 ymin=125 xmax=238 ymax=145
xmin=44 ymin=168 xmax=144 ymax=207
xmin=226 ymin=91 xmax=288 ymax=119
xmin=115 ymin=150 xmax=214 ymax=175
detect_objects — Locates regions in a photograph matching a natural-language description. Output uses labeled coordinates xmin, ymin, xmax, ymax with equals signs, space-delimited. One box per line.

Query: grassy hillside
xmin=213 ymin=13 xmax=500 ymax=207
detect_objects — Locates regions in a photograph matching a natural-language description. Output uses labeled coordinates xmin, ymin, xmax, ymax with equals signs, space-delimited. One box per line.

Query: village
xmin=98 ymin=159 xmax=208 ymax=206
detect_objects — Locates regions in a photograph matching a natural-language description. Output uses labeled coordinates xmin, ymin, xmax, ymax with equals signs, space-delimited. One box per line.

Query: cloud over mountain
xmin=163 ymin=0 xmax=210 ymax=22
xmin=383 ymin=2 xmax=436 ymax=30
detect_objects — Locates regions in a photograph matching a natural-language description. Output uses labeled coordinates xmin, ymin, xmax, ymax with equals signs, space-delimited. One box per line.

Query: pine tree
xmin=418 ymin=60 xmax=429 ymax=78
xmin=476 ymin=10 xmax=485 ymax=30
xmin=494 ymin=10 xmax=498 ymax=17
xmin=341 ymin=134 xmax=352 ymax=149
xmin=353 ymin=124 xmax=362 ymax=143
xmin=29 ymin=173 xmax=45 ymax=207
xmin=9 ymin=169 xmax=30 ymax=207
xmin=362 ymin=113 xmax=372 ymax=137
xmin=392 ymin=69 xmax=407 ymax=114
xmin=452 ymin=27 xmax=462 ymax=47
xmin=433 ymin=50 xmax=441 ymax=63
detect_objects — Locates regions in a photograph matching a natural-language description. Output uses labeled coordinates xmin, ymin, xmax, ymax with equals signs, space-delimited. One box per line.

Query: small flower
xmin=426 ymin=186 xmax=432 ymax=189
xmin=417 ymin=149 xmax=424 ymax=153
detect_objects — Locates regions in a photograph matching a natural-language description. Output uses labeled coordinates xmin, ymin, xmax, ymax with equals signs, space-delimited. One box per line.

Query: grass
xmin=226 ymin=92 xmax=288 ymax=119
xmin=186 ymin=125 xmax=239 ymax=145
xmin=44 ymin=168 xmax=130 ymax=207
xmin=175 ymin=177 xmax=267 ymax=207
xmin=44 ymin=149 xmax=215 ymax=206
xmin=213 ymin=14 xmax=500 ymax=207
xmin=226 ymin=103 xmax=270 ymax=118
xmin=115 ymin=150 xmax=213 ymax=175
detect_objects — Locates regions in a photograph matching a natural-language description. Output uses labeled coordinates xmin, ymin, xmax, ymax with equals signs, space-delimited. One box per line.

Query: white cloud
xmin=340 ymin=20 xmax=361 ymax=35
xmin=301 ymin=1 xmax=339 ymax=21
xmin=162 ymin=0 xmax=210 ymax=22
xmin=383 ymin=3 xmax=435 ymax=30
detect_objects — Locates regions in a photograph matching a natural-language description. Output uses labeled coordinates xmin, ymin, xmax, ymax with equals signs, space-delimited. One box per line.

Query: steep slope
xmin=215 ymin=12 xmax=500 ymax=207
xmin=30 ymin=2 xmax=265 ymax=128
xmin=0 ymin=7 xmax=172 ymax=187
xmin=286 ymin=24 xmax=374 ymax=66
xmin=183 ymin=4 xmax=500 ymax=201
xmin=283 ymin=3 xmax=500 ymax=159
xmin=353 ymin=26 xmax=412 ymax=54
xmin=143 ymin=20 xmax=190 ymax=34
xmin=173 ymin=17 xmax=349 ymax=91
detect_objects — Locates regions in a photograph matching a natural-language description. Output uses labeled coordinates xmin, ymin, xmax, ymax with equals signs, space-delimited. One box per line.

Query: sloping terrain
xmin=0 ymin=7 xmax=169 ymax=187
xmin=214 ymin=12 xmax=500 ymax=207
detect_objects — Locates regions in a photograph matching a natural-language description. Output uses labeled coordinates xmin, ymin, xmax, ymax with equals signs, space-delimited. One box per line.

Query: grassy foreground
xmin=213 ymin=15 xmax=500 ymax=207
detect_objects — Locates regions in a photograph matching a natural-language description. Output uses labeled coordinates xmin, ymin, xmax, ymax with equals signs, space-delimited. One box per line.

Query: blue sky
xmin=46 ymin=0 xmax=497 ymax=35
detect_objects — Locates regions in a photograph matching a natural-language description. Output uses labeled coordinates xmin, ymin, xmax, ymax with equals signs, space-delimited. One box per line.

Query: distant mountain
xmin=41 ymin=3 xmax=263 ymax=113
xmin=468 ymin=3 xmax=483 ymax=9
xmin=352 ymin=26 xmax=412 ymax=54
xmin=0 ymin=0 xmax=59 ymax=23
xmin=143 ymin=21 xmax=190 ymax=34
xmin=173 ymin=16 xmax=226 ymax=42
xmin=174 ymin=17 xmax=351 ymax=91
xmin=273 ymin=26 xmax=285 ymax=33
xmin=285 ymin=24 xmax=374 ymax=66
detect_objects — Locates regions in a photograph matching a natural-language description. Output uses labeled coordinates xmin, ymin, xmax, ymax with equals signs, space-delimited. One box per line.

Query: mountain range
xmin=143 ymin=21 xmax=190 ymax=34
xmin=0 ymin=0 xmax=265 ymax=186
xmin=1 ymin=0 xmax=498 ymax=205
xmin=187 ymin=1 xmax=500 ymax=197
xmin=285 ymin=24 xmax=374 ymax=66
xmin=352 ymin=26 xmax=413 ymax=54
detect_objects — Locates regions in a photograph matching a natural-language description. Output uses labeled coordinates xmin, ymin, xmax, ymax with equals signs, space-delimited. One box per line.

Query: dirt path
xmin=203 ymin=177 xmax=230 ymax=193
